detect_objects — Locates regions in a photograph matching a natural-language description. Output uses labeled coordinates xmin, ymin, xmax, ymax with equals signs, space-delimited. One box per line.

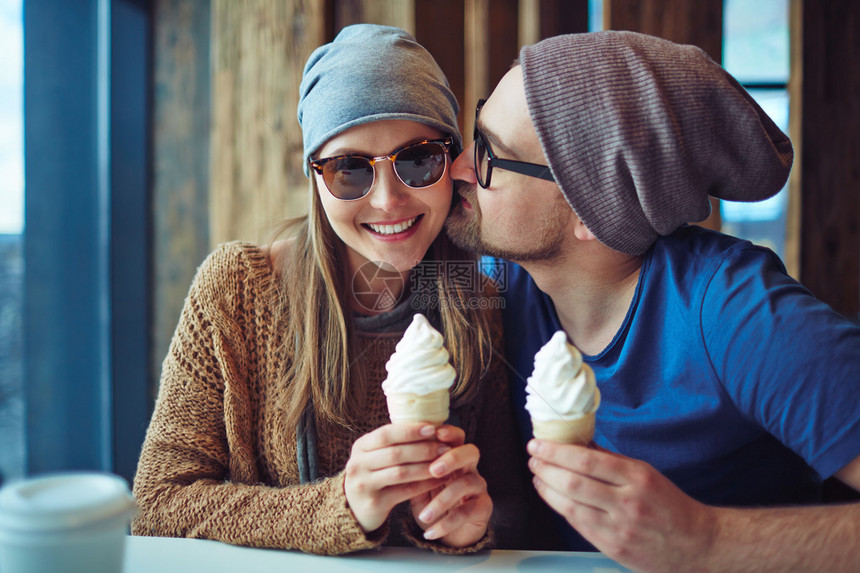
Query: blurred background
xmin=1 ymin=0 xmax=858 ymax=486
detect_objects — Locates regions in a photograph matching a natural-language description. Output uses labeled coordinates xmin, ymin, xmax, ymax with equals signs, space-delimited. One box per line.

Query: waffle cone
xmin=386 ymin=388 xmax=450 ymax=426
xmin=531 ymin=413 xmax=595 ymax=444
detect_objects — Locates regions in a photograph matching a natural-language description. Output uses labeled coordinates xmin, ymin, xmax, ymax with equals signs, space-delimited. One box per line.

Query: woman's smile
xmin=363 ymin=214 xmax=423 ymax=239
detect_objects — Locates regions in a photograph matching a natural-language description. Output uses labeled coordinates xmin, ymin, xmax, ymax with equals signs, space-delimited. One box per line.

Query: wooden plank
xmin=606 ymin=0 xmax=722 ymax=60
xmin=796 ymin=0 xmax=860 ymax=317
xmin=153 ymin=0 xmax=212 ymax=397
xmin=331 ymin=0 xmax=414 ymax=35
xmin=487 ymin=0 xmax=519 ymax=92
xmin=462 ymin=0 xmax=488 ymax=139
xmin=539 ymin=0 xmax=588 ymax=38
xmin=605 ymin=0 xmax=723 ymax=231
xmin=519 ymin=0 xmax=540 ymax=47
xmin=519 ymin=1 xmax=589 ymax=77
xmin=416 ymin=0 xmax=467 ymax=135
xmin=784 ymin=0 xmax=802 ymax=279
xmin=209 ymin=0 xmax=324 ymax=246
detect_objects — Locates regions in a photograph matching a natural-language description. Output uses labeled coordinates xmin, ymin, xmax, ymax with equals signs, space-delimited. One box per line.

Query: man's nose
xmin=450 ymin=141 xmax=478 ymax=184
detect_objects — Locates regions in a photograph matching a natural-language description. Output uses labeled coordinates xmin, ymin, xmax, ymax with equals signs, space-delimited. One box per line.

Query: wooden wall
xmin=792 ymin=0 xmax=860 ymax=318
xmin=152 ymin=0 xmax=212 ymax=394
xmin=209 ymin=0 xmax=324 ymax=246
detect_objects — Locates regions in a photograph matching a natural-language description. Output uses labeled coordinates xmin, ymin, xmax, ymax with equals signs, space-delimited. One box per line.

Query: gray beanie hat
xmin=520 ymin=31 xmax=794 ymax=255
xmin=298 ymin=24 xmax=460 ymax=176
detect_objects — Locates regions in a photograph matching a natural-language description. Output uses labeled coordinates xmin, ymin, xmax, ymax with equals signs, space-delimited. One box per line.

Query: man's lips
xmin=453 ymin=182 xmax=476 ymax=211
xmin=452 ymin=181 xmax=477 ymax=209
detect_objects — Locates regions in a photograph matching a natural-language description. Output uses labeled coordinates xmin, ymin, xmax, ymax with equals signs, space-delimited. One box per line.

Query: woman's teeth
xmin=368 ymin=216 xmax=418 ymax=236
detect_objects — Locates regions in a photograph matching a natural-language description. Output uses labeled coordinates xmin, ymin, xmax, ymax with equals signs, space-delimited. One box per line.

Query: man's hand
xmin=411 ymin=425 xmax=493 ymax=548
xmin=527 ymin=439 xmax=715 ymax=572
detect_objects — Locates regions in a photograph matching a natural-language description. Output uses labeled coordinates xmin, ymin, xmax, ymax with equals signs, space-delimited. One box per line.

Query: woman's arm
xmin=131 ymin=244 xmax=381 ymax=555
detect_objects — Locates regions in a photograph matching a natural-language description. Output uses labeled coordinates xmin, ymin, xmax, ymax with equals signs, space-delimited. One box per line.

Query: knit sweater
xmin=132 ymin=242 xmax=530 ymax=555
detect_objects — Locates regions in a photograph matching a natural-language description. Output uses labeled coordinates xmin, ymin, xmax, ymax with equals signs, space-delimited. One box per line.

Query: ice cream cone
xmin=386 ymin=388 xmax=450 ymax=426
xmin=382 ymin=314 xmax=456 ymax=426
xmin=525 ymin=331 xmax=601 ymax=444
xmin=532 ymin=413 xmax=595 ymax=444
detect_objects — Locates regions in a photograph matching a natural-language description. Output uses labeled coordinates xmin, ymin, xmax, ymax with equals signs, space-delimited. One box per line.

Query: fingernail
xmin=527 ymin=440 xmax=540 ymax=455
xmin=528 ymin=457 xmax=537 ymax=471
xmin=437 ymin=445 xmax=451 ymax=456
xmin=431 ymin=463 xmax=446 ymax=477
xmin=419 ymin=508 xmax=433 ymax=522
xmin=420 ymin=425 xmax=436 ymax=437
xmin=424 ymin=528 xmax=438 ymax=540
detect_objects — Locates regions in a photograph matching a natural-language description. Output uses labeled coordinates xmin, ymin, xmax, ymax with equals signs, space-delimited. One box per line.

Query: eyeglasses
xmin=473 ymin=99 xmax=554 ymax=188
xmin=309 ymin=137 xmax=453 ymax=201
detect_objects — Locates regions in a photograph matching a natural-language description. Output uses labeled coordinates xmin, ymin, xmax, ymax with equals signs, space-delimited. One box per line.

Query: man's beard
xmin=445 ymin=182 xmax=567 ymax=262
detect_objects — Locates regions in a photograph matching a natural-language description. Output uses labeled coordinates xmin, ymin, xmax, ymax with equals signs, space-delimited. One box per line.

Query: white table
xmin=123 ymin=536 xmax=632 ymax=572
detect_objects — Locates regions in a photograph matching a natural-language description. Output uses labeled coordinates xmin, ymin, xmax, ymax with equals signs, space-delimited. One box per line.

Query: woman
xmin=132 ymin=24 xmax=528 ymax=555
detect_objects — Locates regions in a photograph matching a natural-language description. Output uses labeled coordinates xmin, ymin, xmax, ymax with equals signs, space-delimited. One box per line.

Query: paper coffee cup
xmin=0 ymin=472 xmax=137 ymax=573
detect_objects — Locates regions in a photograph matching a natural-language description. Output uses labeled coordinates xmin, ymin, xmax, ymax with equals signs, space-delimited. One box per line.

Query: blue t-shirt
xmin=498 ymin=226 xmax=860 ymax=550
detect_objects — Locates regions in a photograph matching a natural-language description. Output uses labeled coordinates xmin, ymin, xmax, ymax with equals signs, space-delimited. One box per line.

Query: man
xmin=446 ymin=31 xmax=860 ymax=571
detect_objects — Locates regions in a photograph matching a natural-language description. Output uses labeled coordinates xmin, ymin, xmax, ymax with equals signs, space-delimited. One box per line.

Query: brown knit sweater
xmin=132 ymin=242 xmax=531 ymax=555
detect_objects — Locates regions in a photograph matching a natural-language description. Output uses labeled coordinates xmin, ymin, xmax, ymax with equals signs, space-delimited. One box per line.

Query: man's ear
xmin=572 ymin=216 xmax=596 ymax=242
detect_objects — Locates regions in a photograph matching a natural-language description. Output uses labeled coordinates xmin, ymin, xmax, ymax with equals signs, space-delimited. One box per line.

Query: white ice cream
xmin=525 ymin=331 xmax=599 ymax=421
xmin=382 ymin=314 xmax=456 ymax=396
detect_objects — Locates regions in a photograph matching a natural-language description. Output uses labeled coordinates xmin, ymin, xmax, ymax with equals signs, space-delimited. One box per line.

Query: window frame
xmin=23 ymin=0 xmax=152 ymax=482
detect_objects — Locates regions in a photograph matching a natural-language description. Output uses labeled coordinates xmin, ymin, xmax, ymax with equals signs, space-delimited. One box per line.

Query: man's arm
xmin=834 ymin=454 xmax=860 ymax=489
xmin=528 ymin=441 xmax=860 ymax=573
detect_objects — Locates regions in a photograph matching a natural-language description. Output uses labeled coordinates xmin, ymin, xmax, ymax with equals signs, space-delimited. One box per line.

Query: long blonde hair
xmin=270 ymin=177 xmax=494 ymax=431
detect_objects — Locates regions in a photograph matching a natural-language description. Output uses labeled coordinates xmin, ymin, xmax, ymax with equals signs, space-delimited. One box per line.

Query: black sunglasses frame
xmin=309 ymin=137 xmax=454 ymax=201
xmin=473 ymin=98 xmax=554 ymax=188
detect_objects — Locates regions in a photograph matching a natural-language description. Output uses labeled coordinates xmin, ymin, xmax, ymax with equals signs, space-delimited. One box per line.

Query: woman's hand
xmin=344 ymin=423 xmax=449 ymax=533
xmin=410 ymin=425 xmax=493 ymax=547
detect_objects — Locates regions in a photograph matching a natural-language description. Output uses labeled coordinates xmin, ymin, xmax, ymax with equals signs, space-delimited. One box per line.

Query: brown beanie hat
xmin=520 ymin=31 xmax=793 ymax=255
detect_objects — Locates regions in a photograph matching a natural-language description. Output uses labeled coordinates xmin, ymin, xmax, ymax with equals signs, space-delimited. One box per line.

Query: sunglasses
xmin=309 ymin=137 xmax=453 ymax=201
xmin=473 ymin=99 xmax=554 ymax=188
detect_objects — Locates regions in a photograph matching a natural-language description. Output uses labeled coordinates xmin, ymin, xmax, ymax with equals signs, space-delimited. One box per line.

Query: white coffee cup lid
xmin=0 ymin=472 xmax=136 ymax=533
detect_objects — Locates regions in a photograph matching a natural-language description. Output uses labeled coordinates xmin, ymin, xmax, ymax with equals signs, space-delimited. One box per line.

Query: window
xmin=0 ymin=0 xmax=24 ymax=485
xmin=588 ymin=0 xmax=603 ymax=32
xmin=722 ymin=0 xmax=791 ymax=261
xmin=16 ymin=0 xmax=151 ymax=483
